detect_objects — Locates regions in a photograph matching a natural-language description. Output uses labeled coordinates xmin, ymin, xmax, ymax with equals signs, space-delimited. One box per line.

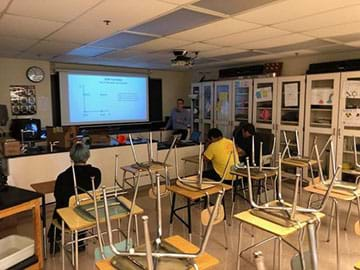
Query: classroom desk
xmin=121 ymin=162 xmax=171 ymax=189
xmin=31 ymin=179 xmax=56 ymax=258
xmin=57 ymin=196 xmax=144 ymax=270
xmin=182 ymin=155 xmax=199 ymax=165
xmin=230 ymin=167 xmax=277 ymax=207
xmin=167 ymin=182 xmax=231 ymax=242
xmin=0 ymin=186 xmax=43 ymax=269
xmin=95 ymin=235 xmax=219 ymax=270
xmin=282 ymin=157 xmax=317 ymax=202
xmin=234 ymin=209 xmax=325 ymax=270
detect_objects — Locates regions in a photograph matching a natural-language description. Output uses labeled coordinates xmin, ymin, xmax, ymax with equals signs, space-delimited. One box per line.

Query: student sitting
xmin=48 ymin=142 xmax=101 ymax=253
xmin=203 ymin=128 xmax=234 ymax=181
xmin=233 ymin=123 xmax=256 ymax=162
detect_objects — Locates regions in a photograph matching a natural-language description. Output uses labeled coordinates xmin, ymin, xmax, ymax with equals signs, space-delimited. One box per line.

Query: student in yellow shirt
xmin=203 ymin=128 xmax=234 ymax=181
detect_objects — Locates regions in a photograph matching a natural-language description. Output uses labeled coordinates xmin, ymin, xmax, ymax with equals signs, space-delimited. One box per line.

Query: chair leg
xmin=230 ymin=180 xmax=236 ymax=226
xmin=52 ymin=225 xmax=56 ymax=256
xmin=344 ymin=201 xmax=353 ymax=231
xmin=223 ymin=220 xmax=228 ymax=250
xmin=135 ymin=214 xmax=139 ymax=247
xmin=71 ymin=233 xmax=75 ymax=266
xmin=327 ymin=200 xmax=335 ymax=242
xmin=236 ymin=222 xmax=244 ymax=270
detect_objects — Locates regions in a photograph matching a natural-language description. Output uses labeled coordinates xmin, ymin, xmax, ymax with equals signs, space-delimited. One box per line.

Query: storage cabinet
xmin=200 ymin=82 xmax=214 ymax=141
xmin=304 ymin=73 xmax=341 ymax=177
xmin=276 ymin=76 xmax=306 ymax=156
xmin=232 ymin=79 xmax=253 ymax=128
xmin=253 ymin=77 xmax=278 ymax=133
xmin=214 ymin=80 xmax=232 ymax=138
xmin=190 ymin=83 xmax=201 ymax=134
xmin=336 ymin=71 xmax=360 ymax=174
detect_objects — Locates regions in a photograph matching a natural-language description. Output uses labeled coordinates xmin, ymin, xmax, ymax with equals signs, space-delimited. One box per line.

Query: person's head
xmin=176 ymin=98 xmax=185 ymax=111
xmin=207 ymin=128 xmax=223 ymax=143
xmin=70 ymin=142 xmax=90 ymax=164
xmin=241 ymin=123 xmax=255 ymax=138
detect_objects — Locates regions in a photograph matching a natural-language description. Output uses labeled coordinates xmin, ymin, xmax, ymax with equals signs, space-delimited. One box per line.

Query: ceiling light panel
xmin=129 ymin=8 xmax=221 ymax=36
xmin=91 ymin=32 xmax=157 ymax=49
xmin=274 ymin=5 xmax=360 ymax=32
xmin=192 ymin=0 xmax=278 ymax=15
xmin=235 ymin=0 xmax=360 ymax=25
xmin=206 ymin=26 xmax=289 ymax=47
xmin=67 ymin=46 xmax=114 ymax=57
xmin=47 ymin=0 xmax=176 ymax=43
xmin=0 ymin=14 xmax=64 ymax=39
xmin=130 ymin=37 xmax=191 ymax=52
xmin=168 ymin=18 xmax=260 ymax=42
xmin=7 ymin=0 xmax=102 ymax=22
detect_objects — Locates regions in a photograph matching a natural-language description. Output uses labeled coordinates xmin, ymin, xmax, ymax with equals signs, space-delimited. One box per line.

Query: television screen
xmin=59 ymin=70 xmax=149 ymax=126
xmin=10 ymin=118 xmax=41 ymax=141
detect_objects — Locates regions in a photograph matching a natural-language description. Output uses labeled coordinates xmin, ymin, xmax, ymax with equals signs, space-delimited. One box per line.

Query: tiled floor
xmin=2 ymin=182 xmax=360 ymax=270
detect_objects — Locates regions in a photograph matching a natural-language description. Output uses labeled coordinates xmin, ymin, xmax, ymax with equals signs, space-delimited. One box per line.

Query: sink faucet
xmin=49 ymin=141 xmax=60 ymax=153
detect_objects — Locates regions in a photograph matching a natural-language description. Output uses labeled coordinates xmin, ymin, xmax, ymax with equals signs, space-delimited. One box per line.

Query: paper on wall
xmin=345 ymin=81 xmax=360 ymax=98
xmin=343 ymin=108 xmax=360 ymax=127
xmin=311 ymin=88 xmax=333 ymax=105
xmin=255 ymin=87 xmax=272 ymax=102
xmin=284 ymin=83 xmax=298 ymax=107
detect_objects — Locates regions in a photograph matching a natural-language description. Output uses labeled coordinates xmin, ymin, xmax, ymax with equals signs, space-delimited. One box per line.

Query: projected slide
xmin=67 ymin=74 xmax=148 ymax=124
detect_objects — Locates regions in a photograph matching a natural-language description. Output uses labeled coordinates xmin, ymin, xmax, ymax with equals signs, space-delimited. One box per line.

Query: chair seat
xmin=94 ymin=239 xmax=132 ymax=261
xmin=51 ymin=219 xmax=72 ymax=233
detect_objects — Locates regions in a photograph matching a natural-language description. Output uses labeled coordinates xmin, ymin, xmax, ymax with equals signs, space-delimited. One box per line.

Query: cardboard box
xmin=0 ymin=139 xmax=21 ymax=156
xmin=46 ymin=126 xmax=78 ymax=149
xmin=89 ymin=134 xmax=111 ymax=145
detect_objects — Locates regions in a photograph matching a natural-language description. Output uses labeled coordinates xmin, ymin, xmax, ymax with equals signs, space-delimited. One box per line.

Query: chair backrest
xmin=253 ymin=133 xmax=276 ymax=167
xmin=282 ymin=130 xmax=301 ymax=159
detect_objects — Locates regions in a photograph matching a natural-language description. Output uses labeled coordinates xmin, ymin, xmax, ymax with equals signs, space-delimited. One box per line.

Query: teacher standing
xmin=164 ymin=98 xmax=191 ymax=140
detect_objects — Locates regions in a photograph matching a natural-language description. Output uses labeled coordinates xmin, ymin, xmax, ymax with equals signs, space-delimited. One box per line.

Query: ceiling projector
xmin=171 ymin=50 xmax=198 ymax=68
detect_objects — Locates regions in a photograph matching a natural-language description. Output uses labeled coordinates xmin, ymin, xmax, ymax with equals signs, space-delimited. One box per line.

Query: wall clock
xmin=26 ymin=66 xmax=45 ymax=83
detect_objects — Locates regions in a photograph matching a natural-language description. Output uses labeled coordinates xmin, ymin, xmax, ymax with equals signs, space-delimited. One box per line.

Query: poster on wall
xmin=311 ymin=88 xmax=333 ymax=105
xmin=9 ymin=85 xmax=37 ymax=115
xmin=255 ymin=87 xmax=272 ymax=102
xmin=284 ymin=83 xmax=299 ymax=107
xmin=343 ymin=109 xmax=360 ymax=127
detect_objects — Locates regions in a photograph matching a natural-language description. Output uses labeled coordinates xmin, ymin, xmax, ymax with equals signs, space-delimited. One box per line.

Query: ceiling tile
xmin=304 ymin=22 xmax=360 ymax=38
xmin=130 ymin=37 xmax=191 ymax=52
xmin=0 ymin=36 xmax=38 ymax=51
xmin=274 ymin=5 xmax=360 ymax=32
xmin=192 ymin=0 xmax=278 ymax=15
xmin=47 ymin=0 xmax=176 ymax=43
xmin=329 ymin=32 xmax=360 ymax=43
xmin=181 ymin=42 xmax=220 ymax=52
xmin=199 ymin=47 xmax=246 ymax=58
xmin=161 ymin=0 xmax=196 ymax=4
xmin=264 ymin=39 xmax=334 ymax=53
xmin=129 ymin=8 xmax=221 ymax=36
xmin=0 ymin=14 xmax=64 ymax=39
xmin=168 ymin=18 xmax=260 ymax=42
xmin=7 ymin=0 xmax=102 ymax=22
xmin=346 ymin=41 xmax=360 ymax=47
xmin=313 ymin=44 xmax=358 ymax=52
xmin=67 ymin=46 xmax=115 ymax=57
xmin=91 ymin=32 xmax=157 ymax=49
xmin=206 ymin=26 xmax=289 ymax=46
xmin=26 ymin=40 xmax=81 ymax=57
xmin=0 ymin=0 xmax=10 ymax=13
xmin=235 ymin=0 xmax=360 ymax=25
xmin=239 ymin=33 xmax=314 ymax=50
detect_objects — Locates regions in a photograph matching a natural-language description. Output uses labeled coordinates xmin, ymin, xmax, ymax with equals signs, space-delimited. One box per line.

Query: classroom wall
xmin=0 ymin=57 xmax=52 ymax=130
xmin=0 ymin=57 xmax=192 ymax=131
xmin=192 ymin=50 xmax=360 ymax=82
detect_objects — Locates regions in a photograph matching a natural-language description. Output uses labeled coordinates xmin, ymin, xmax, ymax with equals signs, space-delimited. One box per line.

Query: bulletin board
xmin=9 ymin=85 xmax=37 ymax=115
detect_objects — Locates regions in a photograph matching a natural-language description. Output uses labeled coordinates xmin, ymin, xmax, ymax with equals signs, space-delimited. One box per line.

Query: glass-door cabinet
xmin=253 ymin=77 xmax=278 ymax=134
xmin=336 ymin=71 xmax=360 ymax=176
xmin=232 ymin=79 xmax=253 ymax=131
xmin=276 ymin=76 xmax=306 ymax=156
xmin=190 ymin=83 xmax=201 ymax=134
xmin=214 ymin=80 xmax=232 ymax=137
xmin=200 ymin=82 xmax=214 ymax=141
xmin=304 ymin=73 xmax=340 ymax=178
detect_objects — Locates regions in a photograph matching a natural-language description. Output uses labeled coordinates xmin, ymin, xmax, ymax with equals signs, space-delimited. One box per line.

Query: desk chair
xmin=102 ymin=173 xmax=224 ymax=270
xmin=236 ymin=155 xmax=341 ymax=270
xmin=128 ymin=132 xmax=177 ymax=198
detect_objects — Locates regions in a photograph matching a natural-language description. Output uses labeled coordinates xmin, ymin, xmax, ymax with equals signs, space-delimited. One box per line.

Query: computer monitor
xmin=10 ymin=118 xmax=41 ymax=141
